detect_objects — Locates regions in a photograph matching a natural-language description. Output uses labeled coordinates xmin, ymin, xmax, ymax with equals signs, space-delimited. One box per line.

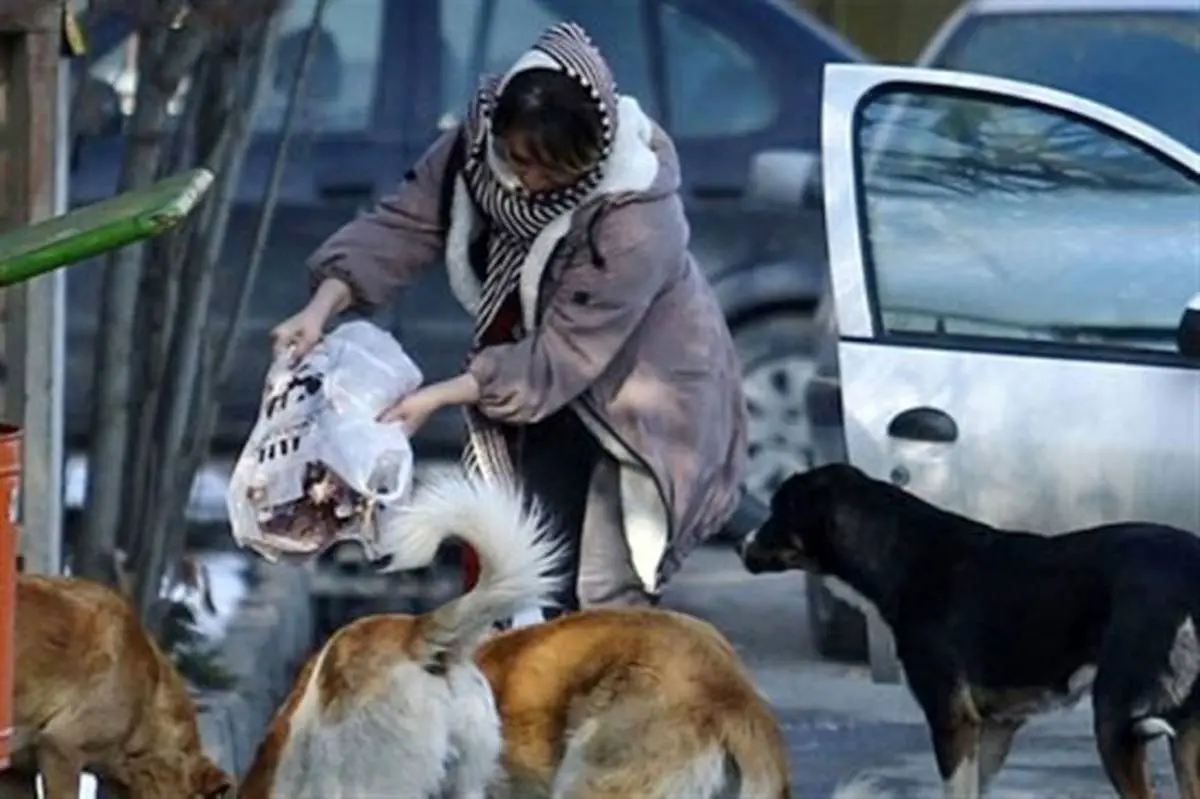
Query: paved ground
xmin=116 ymin=455 xmax=1182 ymax=796
xmin=662 ymin=544 xmax=1181 ymax=798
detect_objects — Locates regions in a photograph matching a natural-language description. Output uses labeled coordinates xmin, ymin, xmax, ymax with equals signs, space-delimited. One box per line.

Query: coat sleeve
xmin=306 ymin=128 xmax=459 ymax=310
xmin=467 ymin=198 xmax=686 ymax=425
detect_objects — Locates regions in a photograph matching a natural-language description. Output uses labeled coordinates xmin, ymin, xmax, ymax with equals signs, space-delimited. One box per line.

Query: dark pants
xmin=510 ymin=409 xmax=600 ymax=614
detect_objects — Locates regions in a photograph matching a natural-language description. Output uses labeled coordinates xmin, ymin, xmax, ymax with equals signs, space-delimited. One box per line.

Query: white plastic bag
xmin=226 ymin=320 xmax=424 ymax=561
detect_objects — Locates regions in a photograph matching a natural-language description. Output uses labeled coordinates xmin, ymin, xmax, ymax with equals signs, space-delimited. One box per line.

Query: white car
xmin=801 ymin=1 xmax=1200 ymax=680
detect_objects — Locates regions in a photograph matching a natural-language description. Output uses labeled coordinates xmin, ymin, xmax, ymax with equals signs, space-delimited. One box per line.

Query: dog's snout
xmin=736 ymin=528 xmax=757 ymax=559
xmin=740 ymin=528 xmax=774 ymax=574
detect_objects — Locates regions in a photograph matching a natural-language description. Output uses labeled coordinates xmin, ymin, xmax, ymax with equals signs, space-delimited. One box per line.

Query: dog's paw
xmin=830 ymin=776 xmax=891 ymax=799
xmin=368 ymin=553 xmax=395 ymax=571
xmin=1132 ymin=715 xmax=1176 ymax=740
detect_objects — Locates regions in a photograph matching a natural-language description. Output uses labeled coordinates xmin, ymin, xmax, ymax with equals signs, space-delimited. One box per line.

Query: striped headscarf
xmin=460 ymin=23 xmax=619 ymax=483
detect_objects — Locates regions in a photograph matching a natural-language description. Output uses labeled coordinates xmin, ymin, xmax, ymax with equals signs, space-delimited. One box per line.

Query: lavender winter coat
xmin=307 ymin=104 xmax=747 ymax=589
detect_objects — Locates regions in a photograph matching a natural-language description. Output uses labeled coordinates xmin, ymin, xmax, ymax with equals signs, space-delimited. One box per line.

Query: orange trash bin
xmin=0 ymin=423 xmax=20 ymax=770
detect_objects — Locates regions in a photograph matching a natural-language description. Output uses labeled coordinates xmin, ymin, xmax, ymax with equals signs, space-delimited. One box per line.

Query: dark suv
xmin=69 ymin=0 xmax=863 ymax=490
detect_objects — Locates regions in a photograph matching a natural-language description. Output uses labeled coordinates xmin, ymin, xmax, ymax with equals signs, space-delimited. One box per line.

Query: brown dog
xmin=473 ymin=606 xmax=792 ymax=798
xmin=0 ymin=574 xmax=232 ymax=799
xmin=241 ymin=606 xmax=792 ymax=799
xmin=238 ymin=471 xmax=895 ymax=798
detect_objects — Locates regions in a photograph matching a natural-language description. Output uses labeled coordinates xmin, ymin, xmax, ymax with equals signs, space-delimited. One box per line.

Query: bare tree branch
xmin=132 ymin=17 xmax=278 ymax=629
xmin=0 ymin=0 xmax=57 ymax=29
xmin=180 ymin=0 xmax=328 ymax=503
xmin=76 ymin=21 xmax=186 ymax=582
xmin=120 ymin=48 xmax=217 ymax=554
xmin=77 ymin=0 xmax=280 ymax=589
xmin=217 ymin=0 xmax=329 ymax=382
xmin=81 ymin=0 xmax=282 ymax=29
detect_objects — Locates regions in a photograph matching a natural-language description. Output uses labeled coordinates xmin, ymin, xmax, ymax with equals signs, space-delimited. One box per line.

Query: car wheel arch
xmin=712 ymin=258 xmax=826 ymax=330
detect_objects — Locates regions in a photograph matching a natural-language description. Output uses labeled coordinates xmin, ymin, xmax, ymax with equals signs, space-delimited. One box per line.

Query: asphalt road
xmin=662 ymin=544 xmax=1182 ymax=798
xmin=125 ymin=455 xmax=1181 ymax=796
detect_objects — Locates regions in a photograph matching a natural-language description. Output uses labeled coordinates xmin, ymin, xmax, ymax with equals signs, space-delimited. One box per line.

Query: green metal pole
xmin=0 ymin=168 xmax=213 ymax=288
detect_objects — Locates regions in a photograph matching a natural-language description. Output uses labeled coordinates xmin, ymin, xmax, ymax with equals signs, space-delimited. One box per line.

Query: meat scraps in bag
xmin=226 ymin=320 xmax=423 ymax=561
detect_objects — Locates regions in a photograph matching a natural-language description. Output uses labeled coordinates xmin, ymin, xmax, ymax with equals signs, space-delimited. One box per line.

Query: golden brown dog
xmin=474 ymin=606 xmax=792 ymax=798
xmin=0 ymin=574 xmax=232 ymax=799
xmin=239 ymin=470 xmax=795 ymax=798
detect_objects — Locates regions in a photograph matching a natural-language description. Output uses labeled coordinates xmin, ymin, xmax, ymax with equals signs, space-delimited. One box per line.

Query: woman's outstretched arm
xmin=306 ymin=127 xmax=460 ymax=311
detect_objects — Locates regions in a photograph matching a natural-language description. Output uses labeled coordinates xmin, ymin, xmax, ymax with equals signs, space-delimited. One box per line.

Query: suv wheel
xmin=734 ymin=311 xmax=869 ymax=663
xmin=735 ymin=312 xmax=818 ymax=504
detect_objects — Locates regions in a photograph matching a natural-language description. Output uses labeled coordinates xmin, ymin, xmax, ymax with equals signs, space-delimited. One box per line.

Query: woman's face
xmin=494 ymin=131 xmax=595 ymax=194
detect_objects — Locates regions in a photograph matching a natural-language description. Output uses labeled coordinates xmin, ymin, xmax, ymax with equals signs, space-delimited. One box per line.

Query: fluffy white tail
xmin=381 ymin=471 xmax=563 ymax=664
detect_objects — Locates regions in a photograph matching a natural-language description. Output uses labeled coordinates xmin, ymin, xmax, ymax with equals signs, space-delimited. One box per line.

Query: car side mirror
xmin=746 ymin=148 xmax=820 ymax=210
xmin=1178 ymin=295 xmax=1200 ymax=359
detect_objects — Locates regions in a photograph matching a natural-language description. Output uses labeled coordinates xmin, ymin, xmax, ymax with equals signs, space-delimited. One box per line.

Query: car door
xmin=821 ymin=63 xmax=1200 ymax=680
xmin=822 ymin=62 xmax=1200 ymax=534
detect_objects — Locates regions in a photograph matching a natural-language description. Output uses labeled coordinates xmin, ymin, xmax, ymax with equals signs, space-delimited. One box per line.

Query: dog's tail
xmin=383 ymin=470 xmax=562 ymax=669
xmin=708 ymin=706 xmax=791 ymax=798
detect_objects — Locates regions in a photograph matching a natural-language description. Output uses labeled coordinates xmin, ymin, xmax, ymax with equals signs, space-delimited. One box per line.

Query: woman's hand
xmin=379 ymin=373 xmax=480 ymax=435
xmin=270 ymin=306 xmax=326 ymax=361
xmin=270 ymin=277 xmax=352 ymax=360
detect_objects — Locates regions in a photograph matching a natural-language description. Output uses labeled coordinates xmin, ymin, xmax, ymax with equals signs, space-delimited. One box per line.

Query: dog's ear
xmin=773 ymin=465 xmax=854 ymax=561
xmin=795 ymin=463 xmax=862 ymax=508
xmin=810 ymin=462 xmax=859 ymax=488
xmin=195 ymin=759 xmax=234 ymax=798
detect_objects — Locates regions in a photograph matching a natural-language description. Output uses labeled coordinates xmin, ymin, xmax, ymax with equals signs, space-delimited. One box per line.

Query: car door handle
xmin=887 ymin=406 xmax=958 ymax=443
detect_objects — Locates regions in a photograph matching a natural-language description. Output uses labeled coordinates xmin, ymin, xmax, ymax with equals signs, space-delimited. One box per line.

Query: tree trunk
xmin=76 ymin=0 xmax=284 ymax=620
xmin=132 ymin=20 xmax=277 ymax=629
xmin=119 ymin=53 xmax=214 ymax=555
xmin=76 ymin=21 xmax=196 ymax=582
xmin=185 ymin=0 xmax=330 ymax=491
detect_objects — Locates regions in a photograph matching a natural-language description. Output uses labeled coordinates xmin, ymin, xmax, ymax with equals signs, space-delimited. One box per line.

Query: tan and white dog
xmin=239 ymin=471 xmax=562 ymax=798
xmin=239 ymin=471 xmax=803 ymax=798
xmin=1 ymin=574 xmax=232 ymax=799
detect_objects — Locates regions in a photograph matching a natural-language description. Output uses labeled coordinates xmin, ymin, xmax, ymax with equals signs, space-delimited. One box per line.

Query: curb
xmin=194 ymin=559 xmax=315 ymax=779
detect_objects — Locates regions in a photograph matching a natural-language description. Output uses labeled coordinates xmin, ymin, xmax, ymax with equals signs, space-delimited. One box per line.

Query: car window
xmin=81 ymin=0 xmax=384 ymax=135
xmin=254 ymin=0 xmax=384 ymax=133
xmin=658 ymin=2 xmax=777 ymax=138
xmin=930 ymin=12 xmax=1200 ymax=150
xmin=438 ymin=0 xmax=656 ymax=121
xmin=86 ymin=33 xmax=190 ymax=119
xmin=856 ymin=87 xmax=1200 ymax=357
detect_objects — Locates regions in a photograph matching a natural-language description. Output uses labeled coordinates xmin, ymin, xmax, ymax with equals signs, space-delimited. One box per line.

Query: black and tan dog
xmin=740 ymin=463 xmax=1200 ymax=799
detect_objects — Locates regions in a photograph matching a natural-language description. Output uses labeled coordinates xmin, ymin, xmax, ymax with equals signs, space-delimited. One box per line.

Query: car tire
xmin=734 ymin=311 xmax=869 ymax=663
xmin=733 ymin=311 xmax=819 ymax=514
xmin=805 ymin=575 xmax=868 ymax=663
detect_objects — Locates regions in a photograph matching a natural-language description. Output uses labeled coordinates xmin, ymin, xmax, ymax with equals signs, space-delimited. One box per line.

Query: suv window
xmin=658 ymin=2 xmax=777 ymax=138
xmin=439 ymin=0 xmax=655 ymax=120
xmin=81 ymin=0 xmax=384 ymax=135
xmin=856 ymin=87 xmax=1200 ymax=356
xmin=85 ymin=34 xmax=189 ymax=119
xmin=255 ymin=0 xmax=385 ymax=133
xmin=930 ymin=12 xmax=1200 ymax=150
